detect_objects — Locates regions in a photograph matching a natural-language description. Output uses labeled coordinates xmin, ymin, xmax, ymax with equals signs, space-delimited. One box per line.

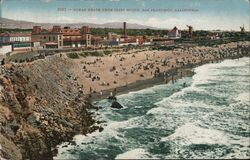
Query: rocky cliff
xmin=0 ymin=55 xmax=98 ymax=160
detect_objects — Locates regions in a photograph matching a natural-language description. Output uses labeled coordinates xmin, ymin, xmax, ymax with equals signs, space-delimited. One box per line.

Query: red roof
xmin=0 ymin=33 xmax=31 ymax=37
xmin=32 ymin=28 xmax=63 ymax=35
xmin=62 ymin=28 xmax=82 ymax=36
xmin=63 ymin=37 xmax=83 ymax=42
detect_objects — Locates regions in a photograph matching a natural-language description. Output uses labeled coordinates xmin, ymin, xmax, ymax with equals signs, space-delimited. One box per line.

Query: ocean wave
xmin=162 ymin=122 xmax=250 ymax=159
xmin=161 ymin=123 xmax=229 ymax=145
xmin=56 ymin=57 xmax=250 ymax=159
xmin=235 ymin=92 xmax=250 ymax=104
xmin=192 ymin=57 xmax=250 ymax=86
xmin=115 ymin=148 xmax=152 ymax=159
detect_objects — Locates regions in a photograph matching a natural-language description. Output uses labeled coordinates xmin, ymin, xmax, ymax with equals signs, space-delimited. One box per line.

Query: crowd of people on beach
xmin=65 ymin=41 xmax=249 ymax=99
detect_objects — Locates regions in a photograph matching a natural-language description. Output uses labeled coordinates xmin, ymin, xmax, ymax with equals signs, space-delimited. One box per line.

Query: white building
xmin=0 ymin=33 xmax=31 ymax=51
xmin=0 ymin=45 xmax=12 ymax=56
xmin=167 ymin=26 xmax=181 ymax=39
xmin=0 ymin=33 xmax=31 ymax=43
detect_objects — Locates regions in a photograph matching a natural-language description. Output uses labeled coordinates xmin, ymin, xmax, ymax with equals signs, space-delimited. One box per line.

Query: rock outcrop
xmin=110 ymin=101 xmax=123 ymax=109
xmin=0 ymin=56 xmax=99 ymax=160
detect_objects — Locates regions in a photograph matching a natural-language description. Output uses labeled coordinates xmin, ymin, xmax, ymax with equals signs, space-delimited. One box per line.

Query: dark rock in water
xmin=62 ymin=144 xmax=68 ymax=148
xmin=110 ymin=101 xmax=123 ymax=109
xmin=99 ymin=127 xmax=104 ymax=132
xmin=69 ymin=140 xmax=76 ymax=146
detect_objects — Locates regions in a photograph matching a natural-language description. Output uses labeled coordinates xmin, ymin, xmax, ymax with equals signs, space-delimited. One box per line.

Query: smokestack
xmin=123 ymin=22 xmax=127 ymax=37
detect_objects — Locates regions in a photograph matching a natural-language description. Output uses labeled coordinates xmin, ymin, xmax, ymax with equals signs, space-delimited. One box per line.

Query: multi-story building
xmin=31 ymin=25 xmax=92 ymax=49
xmin=31 ymin=26 xmax=63 ymax=49
xmin=62 ymin=26 xmax=91 ymax=48
xmin=0 ymin=33 xmax=31 ymax=51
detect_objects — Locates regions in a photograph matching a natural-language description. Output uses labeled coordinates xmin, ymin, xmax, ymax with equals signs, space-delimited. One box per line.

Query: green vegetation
xmin=89 ymin=51 xmax=103 ymax=56
xmin=0 ymin=28 xmax=32 ymax=33
xmin=155 ymin=45 xmax=177 ymax=51
xmin=91 ymin=28 xmax=167 ymax=36
xmin=66 ymin=53 xmax=79 ymax=59
xmin=1 ymin=27 xmax=249 ymax=40
xmin=69 ymin=51 xmax=103 ymax=58
xmin=103 ymin=50 xmax=112 ymax=55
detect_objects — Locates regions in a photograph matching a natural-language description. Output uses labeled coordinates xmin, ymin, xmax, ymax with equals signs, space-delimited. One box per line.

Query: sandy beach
xmin=59 ymin=41 xmax=248 ymax=99
xmin=0 ymin=40 xmax=249 ymax=159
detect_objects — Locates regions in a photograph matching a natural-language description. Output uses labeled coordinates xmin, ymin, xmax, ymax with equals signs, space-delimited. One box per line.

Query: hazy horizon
xmin=0 ymin=0 xmax=249 ymax=31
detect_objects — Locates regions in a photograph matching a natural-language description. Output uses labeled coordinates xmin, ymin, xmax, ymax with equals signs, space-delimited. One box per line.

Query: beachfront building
xmin=31 ymin=25 xmax=92 ymax=49
xmin=0 ymin=45 xmax=12 ymax=56
xmin=62 ymin=26 xmax=91 ymax=48
xmin=118 ymin=38 xmax=139 ymax=46
xmin=62 ymin=27 xmax=82 ymax=48
xmin=167 ymin=26 xmax=181 ymax=39
xmin=91 ymin=36 xmax=103 ymax=47
xmin=0 ymin=33 xmax=31 ymax=51
xmin=31 ymin=26 xmax=63 ymax=49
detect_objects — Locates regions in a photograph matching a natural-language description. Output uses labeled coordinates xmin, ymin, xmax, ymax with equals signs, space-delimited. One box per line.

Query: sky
xmin=0 ymin=0 xmax=249 ymax=31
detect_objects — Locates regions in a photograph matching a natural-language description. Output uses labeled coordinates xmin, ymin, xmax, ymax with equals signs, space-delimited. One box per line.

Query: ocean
xmin=55 ymin=57 xmax=250 ymax=159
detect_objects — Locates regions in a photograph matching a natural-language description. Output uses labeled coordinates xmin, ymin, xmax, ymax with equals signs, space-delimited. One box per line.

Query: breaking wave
xmin=55 ymin=57 xmax=250 ymax=159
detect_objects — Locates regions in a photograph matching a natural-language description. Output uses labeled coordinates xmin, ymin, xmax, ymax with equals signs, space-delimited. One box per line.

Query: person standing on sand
xmin=100 ymin=90 xmax=103 ymax=97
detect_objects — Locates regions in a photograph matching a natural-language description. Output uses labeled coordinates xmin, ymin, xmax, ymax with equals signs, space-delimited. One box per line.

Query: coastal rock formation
xmin=0 ymin=56 xmax=98 ymax=160
xmin=0 ymin=41 xmax=248 ymax=159
xmin=110 ymin=101 xmax=123 ymax=109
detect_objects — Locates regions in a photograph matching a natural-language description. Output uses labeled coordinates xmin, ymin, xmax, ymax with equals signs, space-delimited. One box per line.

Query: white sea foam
xmin=161 ymin=122 xmax=249 ymax=147
xmin=134 ymin=105 xmax=144 ymax=109
xmin=56 ymin=115 xmax=143 ymax=159
xmin=115 ymin=148 xmax=151 ymax=160
xmin=235 ymin=92 xmax=250 ymax=104
xmin=161 ymin=123 xmax=229 ymax=145
xmin=192 ymin=57 xmax=250 ymax=86
xmin=56 ymin=57 xmax=250 ymax=159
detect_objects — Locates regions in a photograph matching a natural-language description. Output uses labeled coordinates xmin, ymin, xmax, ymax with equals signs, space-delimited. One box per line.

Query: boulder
xmin=110 ymin=101 xmax=123 ymax=109
xmin=98 ymin=127 xmax=104 ymax=132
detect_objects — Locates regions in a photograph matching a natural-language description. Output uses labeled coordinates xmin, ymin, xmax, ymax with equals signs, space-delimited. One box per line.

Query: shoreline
xmin=88 ymin=55 xmax=248 ymax=103
xmin=0 ymin=40 xmax=249 ymax=160
xmin=88 ymin=67 xmax=194 ymax=102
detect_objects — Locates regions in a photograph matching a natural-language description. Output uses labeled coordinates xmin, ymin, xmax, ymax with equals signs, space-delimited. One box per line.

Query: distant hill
xmin=0 ymin=18 xmax=157 ymax=29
